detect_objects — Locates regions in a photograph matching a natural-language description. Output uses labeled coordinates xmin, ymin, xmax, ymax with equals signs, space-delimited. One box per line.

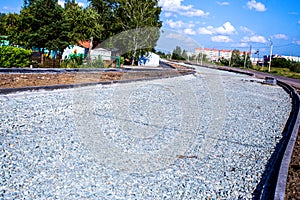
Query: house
xmin=90 ymin=47 xmax=112 ymax=61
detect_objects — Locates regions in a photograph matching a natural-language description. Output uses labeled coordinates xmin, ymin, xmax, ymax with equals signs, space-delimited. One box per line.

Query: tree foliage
xmin=0 ymin=13 xmax=20 ymax=38
xmin=172 ymin=46 xmax=187 ymax=60
xmin=89 ymin=0 xmax=162 ymax=63
xmin=12 ymin=0 xmax=68 ymax=53
xmin=0 ymin=13 xmax=7 ymax=35
xmin=271 ymin=57 xmax=291 ymax=68
xmin=230 ymin=49 xmax=242 ymax=67
xmin=230 ymin=49 xmax=251 ymax=68
xmin=4 ymin=0 xmax=102 ymax=55
xmin=1 ymin=0 xmax=162 ymax=66
xmin=64 ymin=1 xmax=103 ymax=43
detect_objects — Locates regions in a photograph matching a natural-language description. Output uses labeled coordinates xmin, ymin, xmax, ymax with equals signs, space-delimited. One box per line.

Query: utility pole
xmin=268 ymin=39 xmax=273 ymax=72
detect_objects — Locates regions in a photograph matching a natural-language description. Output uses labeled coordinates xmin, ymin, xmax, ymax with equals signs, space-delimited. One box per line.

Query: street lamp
xmin=268 ymin=39 xmax=273 ymax=72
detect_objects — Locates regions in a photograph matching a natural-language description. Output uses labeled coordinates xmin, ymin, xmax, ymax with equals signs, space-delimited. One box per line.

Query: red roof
xmin=78 ymin=40 xmax=90 ymax=48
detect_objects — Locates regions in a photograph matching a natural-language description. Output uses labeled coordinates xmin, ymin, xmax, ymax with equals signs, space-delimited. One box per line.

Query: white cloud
xmin=78 ymin=2 xmax=85 ymax=7
xmin=241 ymin=35 xmax=267 ymax=43
xmin=247 ymin=0 xmax=266 ymax=12
xmin=58 ymin=0 xmax=85 ymax=8
xmin=198 ymin=22 xmax=236 ymax=35
xmin=211 ymin=35 xmax=232 ymax=43
xmin=240 ymin=26 xmax=255 ymax=35
xmin=288 ymin=12 xmax=298 ymax=15
xmin=165 ymin=20 xmax=196 ymax=32
xmin=217 ymin=2 xmax=230 ymax=6
xmin=164 ymin=12 xmax=173 ymax=18
xmin=165 ymin=19 xmax=184 ymax=28
xmin=159 ymin=0 xmax=209 ymax=17
xmin=186 ymin=22 xmax=195 ymax=29
xmin=235 ymin=43 xmax=250 ymax=47
xmin=198 ymin=27 xmax=213 ymax=35
xmin=1 ymin=6 xmax=20 ymax=13
xmin=180 ymin=10 xmax=209 ymax=17
xmin=273 ymin=34 xmax=288 ymax=40
xmin=184 ymin=28 xmax=196 ymax=35
xmin=294 ymin=40 xmax=300 ymax=45
xmin=298 ymin=20 xmax=300 ymax=24
xmin=58 ymin=0 xmax=64 ymax=7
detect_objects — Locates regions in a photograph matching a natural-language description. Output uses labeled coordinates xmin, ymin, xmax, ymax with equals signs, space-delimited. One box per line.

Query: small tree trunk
xmin=41 ymin=48 xmax=44 ymax=66
xmin=131 ymin=53 xmax=135 ymax=66
xmin=88 ymin=37 xmax=93 ymax=60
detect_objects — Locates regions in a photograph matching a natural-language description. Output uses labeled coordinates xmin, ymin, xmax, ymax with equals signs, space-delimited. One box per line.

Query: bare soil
xmin=0 ymin=66 xmax=191 ymax=89
xmin=286 ymin=129 xmax=300 ymax=199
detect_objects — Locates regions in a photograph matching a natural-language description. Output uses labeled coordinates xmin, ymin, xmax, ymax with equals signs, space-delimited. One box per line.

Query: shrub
xmin=271 ymin=57 xmax=290 ymax=68
xmin=85 ymin=55 xmax=105 ymax=68
xmin=0 ymin=46 xmax=32 ymax=68
xmin=290 ymin=61 xmax=300 ymax=73
xmin=61 ymin=55 xmax=83 ymax=68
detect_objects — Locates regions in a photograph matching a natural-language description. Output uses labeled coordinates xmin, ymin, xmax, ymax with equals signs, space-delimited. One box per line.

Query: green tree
xmin=219 ymin=57 xmax=229 ymax=66
xmin=241 ymin=52 xmax=252 ymax=68
xmin=271 ymin=57 xmax=290 ymax=68
xmin=290 ymin=61 xmax=300 ymax=72
xmin=230 ymin=49 xmax=243 ymax=67
xmin=15 ymin=0 xmax=69 ymax=54
xmin=88 ymin=0 xmax=117 ymax=42
xmin=0 ymin=13 xmax=7 ymax=35
xmin=172 ymin=46 xmax=182 ymax=60
xmin=64 ymin=0 xmax=103 ymax=55
xmin=182 ymin=49 xmax=188 ymax=60
xmin=89 ymin=0 xmax=162 ymax=65
xmin=0 ymin=13 xmax=20 ymax=41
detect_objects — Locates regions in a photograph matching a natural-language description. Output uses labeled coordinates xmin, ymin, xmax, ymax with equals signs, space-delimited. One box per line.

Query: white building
xmin=282 ymin=55 xmax=300 ymax=62
xmin=90 ymin=47 xmax=112 ymax=61
xmin=138 ymin=52 xmax=160 ymax=67
xmin=195 ymin=48 xmax=232 ymax=61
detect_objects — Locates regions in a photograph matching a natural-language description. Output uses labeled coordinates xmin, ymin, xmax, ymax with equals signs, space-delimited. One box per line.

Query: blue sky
xmin=1 ymin=0 xmax=300 ymax=56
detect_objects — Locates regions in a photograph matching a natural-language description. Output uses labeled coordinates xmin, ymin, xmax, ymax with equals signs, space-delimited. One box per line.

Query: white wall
xmin=138 ymin=52 xmax=160 ymax=67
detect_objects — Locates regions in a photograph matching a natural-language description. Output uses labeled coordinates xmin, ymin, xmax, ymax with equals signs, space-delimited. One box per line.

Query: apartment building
xmin=195 ymin=48 xmax=232 ymax=61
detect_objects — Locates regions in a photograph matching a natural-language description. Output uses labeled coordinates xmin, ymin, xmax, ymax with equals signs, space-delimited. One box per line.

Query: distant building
xmin=90 ymin=47 xmax=112 ymax=61
xmin=282 ymin=55 xmax=300 ymax=62
xmin=194 ymin=48 xmax=251 ymax=61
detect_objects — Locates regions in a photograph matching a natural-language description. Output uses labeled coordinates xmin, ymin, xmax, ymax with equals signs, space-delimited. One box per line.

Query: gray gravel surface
xmin=0 ymin=66 xmax=291 ymax=199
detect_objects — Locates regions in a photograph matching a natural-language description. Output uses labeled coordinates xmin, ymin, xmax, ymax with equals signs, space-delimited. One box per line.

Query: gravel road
xmin=0 ymin=66 xmax=291 ymax=199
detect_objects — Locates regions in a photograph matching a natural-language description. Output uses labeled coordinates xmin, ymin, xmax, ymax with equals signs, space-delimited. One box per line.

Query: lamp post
xmin=268 ymin=39 xmax=273 ymax=72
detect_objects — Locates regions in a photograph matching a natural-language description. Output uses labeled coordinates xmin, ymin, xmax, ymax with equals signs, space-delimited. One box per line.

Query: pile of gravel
xmin=0 ymin=66 xmax=291 ymax=199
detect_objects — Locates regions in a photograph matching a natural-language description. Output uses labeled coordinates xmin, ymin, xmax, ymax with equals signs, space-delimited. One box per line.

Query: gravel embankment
xmin=0 ymin=66 xmax=291 ymax=199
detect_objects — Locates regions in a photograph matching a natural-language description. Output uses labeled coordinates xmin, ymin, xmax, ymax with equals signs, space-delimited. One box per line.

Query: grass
xmin=249 ymin=65 xmax=300 ymax=79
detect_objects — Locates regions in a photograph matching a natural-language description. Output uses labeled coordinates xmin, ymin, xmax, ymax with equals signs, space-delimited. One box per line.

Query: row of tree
xmin=0 ymin=0 xmax=162 ymax=64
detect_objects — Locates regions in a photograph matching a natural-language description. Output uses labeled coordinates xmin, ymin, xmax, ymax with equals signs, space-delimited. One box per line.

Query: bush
xmin=290 ymin=61 xmax=300 ymax=73
xmin=61 ymin=55 xmax=83 ymax=68
xmin=120 ymin=56 xmax=124 ymax=64
xmin=0 ymin=46 xmax=32 ymax=68
xmin=85 ymin=55 xmax=104 ymax=68
xmin=271 ymin=57 xmax=290 ymax=68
